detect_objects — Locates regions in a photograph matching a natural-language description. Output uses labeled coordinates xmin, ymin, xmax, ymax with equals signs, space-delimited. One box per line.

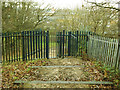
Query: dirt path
xmin=21 ymin=57 xmax=90 ymax=88
xmin=21 ymin=57 xmax=103 ymax=88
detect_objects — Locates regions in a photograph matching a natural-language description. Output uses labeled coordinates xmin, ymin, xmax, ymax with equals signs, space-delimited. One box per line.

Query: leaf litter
xmin=2 ymin=57 xmax=115 ymax=88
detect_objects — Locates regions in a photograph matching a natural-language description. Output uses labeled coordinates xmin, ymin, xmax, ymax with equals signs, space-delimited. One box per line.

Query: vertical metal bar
xmin=11 ymin=33 xmax=13 ymax=62
xmin=36 ymin=31 xmax=38 ymax=58
xmin=73 ymin=32 xmax=74 ymax=56
xmin=41 ymin=31 xmax=42 ymax=58
xmin=5 ymin=33 xmax=7 ymax=62
xmin=68 ymin=32 xmax=71 ymax=56
xmin=19 ymin=32 xmax=20 ymax=61
xmin=52 ymin=33 xmax=53 ymax=58
xmin=2 ymin=33 xmax=5 ymax=63
xmin=53 ymin=34 xmax=54 ymax=58
xmin=83 ymin=32 xmax=86 ymax=52
xmin=44 ymin=31 xmax=45 ymax=58
xmin=56 ymin=32 xmax=57 ymax=58
xmin=7 ymin=33 xmax=9 ymax=62
xmin=30 ymin=31 xmax=32 ymax=60
xmin=86 ymin=32 xmax=88 ymax=54
xmin=27 ymin=31 xmax=30 ymax=60
xmin=81 ymin=31 xmax=83 ymax=56
xmin=16 ymin=32 xmax=18 ymax=61
xmin=13 ymin=33 xmax=15 ymax=62
xmin=74 ymin=31 xmax=76 ymax=56
xmin=22 ymin=31 xmax=25 ymax=61
xmin=63 ymin=30 xmax=65 ymax=58
xmin=72 ymin=31 xmax=73 ymax=56
xmin=56 ymin=32 xmax=59 ymax=58
xmin=67 ymin=31 xmax=68 ymax=56
xmin=80 ymin=31 xmax=82 ymax=55
xmin=25 ymin=31 xmax=27 ymax=61
xmin=8 ymin=33 xmax=10 ymax=62
xmin=33 ymin=31 xmax=35 ymax=59
xmin=51 ymin=34 xmax=52 ymax=58
xmin=59 ymin=32 xmax=62 ymax=58
xmin=71 ymin=32 xmax=72 ymax=56
xmin=65 ymin=31 xmax=67 ymax=56
xmin=78 ymin=31 xmax=80 ymax=56
xmin=38 ymin=31 xmax=40 ymax=58
xmin=71 ymin=32 xmax=73 ymax=56
xmin=77 ymin=31 xmax=78 ymax=54
xmin=75 ymin=31 xmax=77 ymax=56
xmin=46 ymin=31 xmax=49 ymax=59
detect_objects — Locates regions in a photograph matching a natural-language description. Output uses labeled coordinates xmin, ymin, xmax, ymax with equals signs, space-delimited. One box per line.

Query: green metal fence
xmin=2 ymin=29 xmax=119 ymax=70
xmin=2 ymin=30 xmax=49 ymax=63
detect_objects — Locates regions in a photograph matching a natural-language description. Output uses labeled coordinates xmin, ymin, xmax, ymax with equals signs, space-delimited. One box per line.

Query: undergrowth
xmin=81 ymin=52 xmax=120 ymax=88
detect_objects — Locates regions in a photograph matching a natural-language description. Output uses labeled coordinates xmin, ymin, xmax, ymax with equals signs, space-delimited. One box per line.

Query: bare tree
xmin=2 ymin=1 xmax=56 ymax=32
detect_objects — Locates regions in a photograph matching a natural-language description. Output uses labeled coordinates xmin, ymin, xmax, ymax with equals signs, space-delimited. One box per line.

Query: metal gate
xmin=2 ymin=30 xmax=89 ymax=62
xmin=56 ymin=30 xmax=78 ymax=58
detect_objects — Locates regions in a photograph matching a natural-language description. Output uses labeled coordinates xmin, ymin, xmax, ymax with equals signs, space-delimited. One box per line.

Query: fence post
xmin=68 ymin=32 xmax=71 ymax=56
xmin=46 ymin=31 xmax=49 ymax=59
xmin=115 ymin=38 xmax=120 ymax=70
xmin=22 ymin=31 xmax=25 ymax=61
xmin=63 ymin=30 xmax=65 ymax=58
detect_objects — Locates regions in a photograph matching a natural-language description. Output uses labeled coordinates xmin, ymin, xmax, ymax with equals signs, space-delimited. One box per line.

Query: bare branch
xmin=85 ymin=0 xmax=120 ymax=11
xmin=34 ymin=11 xmax=56 ymax=28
